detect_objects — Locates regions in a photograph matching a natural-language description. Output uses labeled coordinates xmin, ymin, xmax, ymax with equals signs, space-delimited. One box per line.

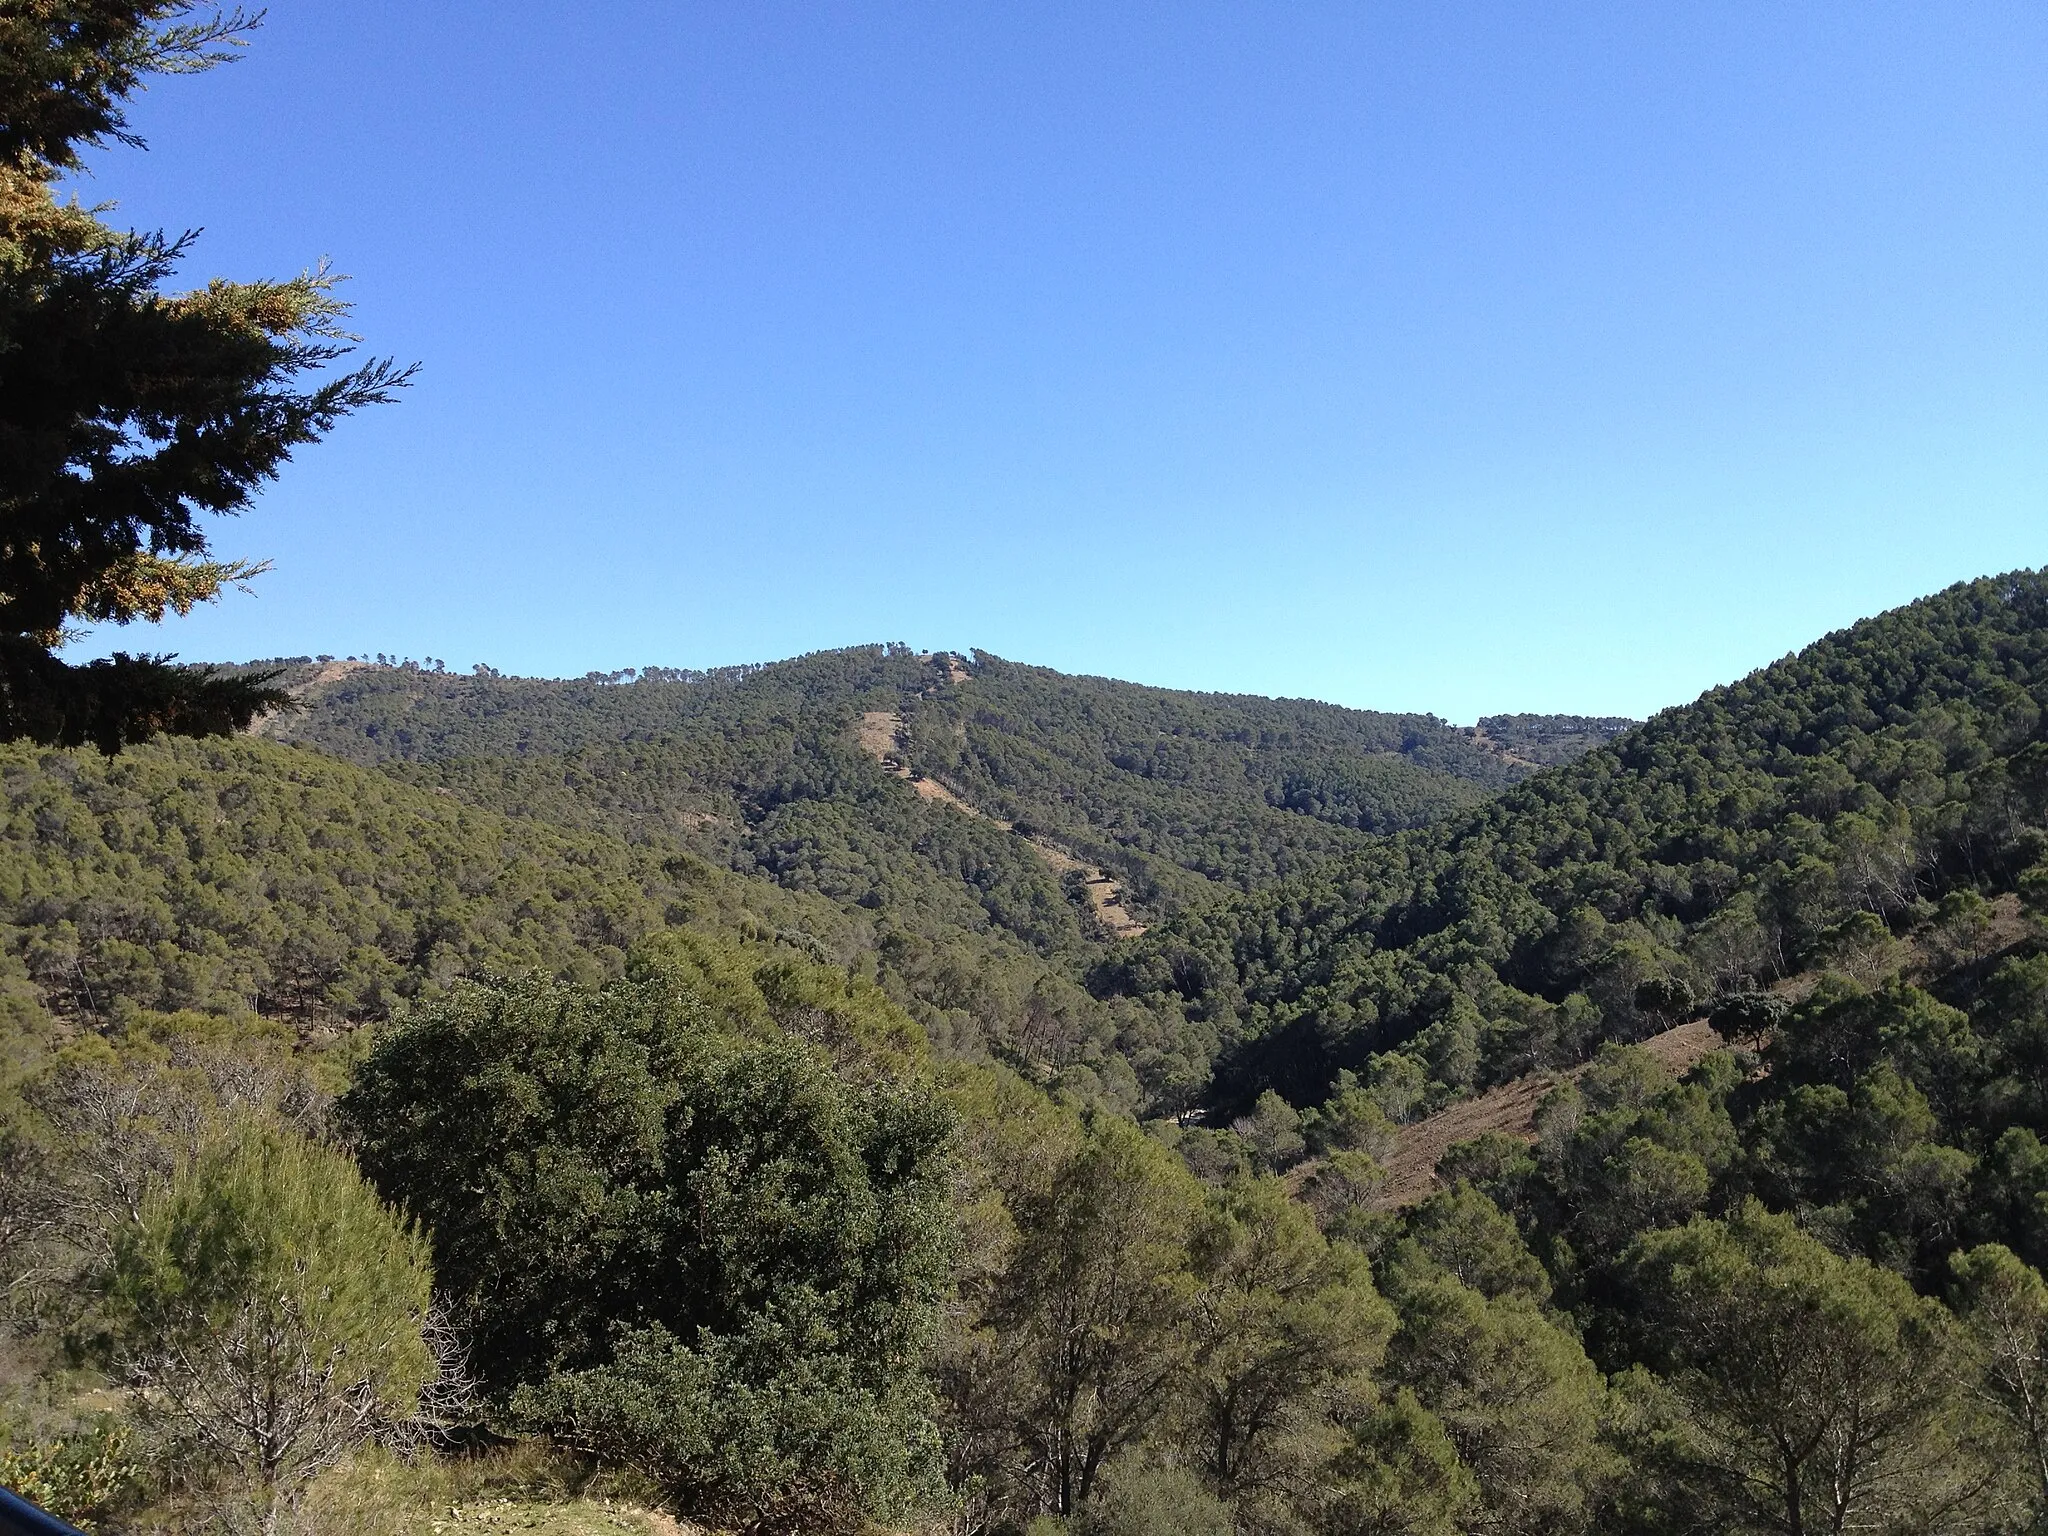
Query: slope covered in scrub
xmin=1106 ymin=571 xmax=2048 ymax=1110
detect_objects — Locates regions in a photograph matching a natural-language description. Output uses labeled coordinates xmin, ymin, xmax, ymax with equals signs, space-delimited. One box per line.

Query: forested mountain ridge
xmin=245 ymin=645 xmax=1591 ymax=909
xmin=216 ymin=647 xmax=1628 ymax=1079
xmin=1106 ymin=570 xmax=2048 ymax=1109
xmin=10 ymin=577 xmax=2048 ymax=1536
xmin=0 ymin=650 xmax=1622 ymax=1106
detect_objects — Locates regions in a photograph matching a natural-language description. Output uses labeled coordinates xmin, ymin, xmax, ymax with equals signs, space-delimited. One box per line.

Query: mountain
xmin=20 ymin=563 xmax=2048 ymax=1126
xmin=244 ymin=644 xmax=1594 ymax=906
xmin=1104 ymin=570 xmax=2048 ymax=1109
xmin=10 ymin=576 xmax=2048 ymax=1536
xmin=2 ymin=644 xmax=1625 ymax=1108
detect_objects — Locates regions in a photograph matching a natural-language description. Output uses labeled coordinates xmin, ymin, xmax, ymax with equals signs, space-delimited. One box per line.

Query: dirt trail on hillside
xmin=249 ymin=659 xmax=370 ymax=736
xmin=1354 ymin=1017 xmax=1726 ymax=1209
xmin=1466 ymin=722 xmax=1542 ymax=770
xmin=1337 ymin=917 xmax=2033 ymax=1213
xmin=855 ymin=708 xmax=1147 ymax=939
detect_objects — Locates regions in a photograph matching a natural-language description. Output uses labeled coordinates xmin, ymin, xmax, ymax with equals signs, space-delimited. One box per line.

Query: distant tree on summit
xmin=0 ymin=3 xmax=411 ymax=751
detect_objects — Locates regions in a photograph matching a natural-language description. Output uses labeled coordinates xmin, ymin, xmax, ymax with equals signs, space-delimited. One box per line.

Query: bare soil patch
xmin=1466 ymin=722 xmax=1543 ymax=771
xmin=1364 ymin=1016 xmax=1728 ymax=1210
xmin=250 ymin=659 xmax=370 ymax=736
xmin=851 ymin=709 xmax=1145 ymax=937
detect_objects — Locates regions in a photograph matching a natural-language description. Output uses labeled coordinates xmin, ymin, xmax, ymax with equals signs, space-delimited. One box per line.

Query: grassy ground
xmin=116 ymin=1441 xmax=692 ymax=1536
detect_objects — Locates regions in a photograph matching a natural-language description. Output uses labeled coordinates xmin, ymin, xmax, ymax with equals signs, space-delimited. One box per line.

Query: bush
xmin=0 ymin=1418 xmax=144 ymax=1528
xmin=1073 ymin=1465 xmax=1232 ymax=1536
xmin=100 ymin=1126 xmax=440 ymax=1529
xmin=343 ymin=971 xmax=956 ymax=1534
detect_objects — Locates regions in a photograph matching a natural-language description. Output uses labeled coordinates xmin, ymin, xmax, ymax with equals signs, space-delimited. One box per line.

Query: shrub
xmin=101 ymin=1126 xmax=441 ymax=1531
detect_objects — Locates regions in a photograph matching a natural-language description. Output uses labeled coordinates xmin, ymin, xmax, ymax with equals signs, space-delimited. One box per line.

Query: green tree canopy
xmin=1950 ymin=1243 xmax=2048 ymax=1521
xmin=1183 ymin=1176 xmax=1393 ymax=1515
xmin=1620 ymin=1201 xmax=2011 ymax=1535
xmin=339 ymin=967 xmax=956 ymax=1534
xmin=100 ymin=1124 xmax=439 ymax=1531
xmin=0 ymin=3 xmax=409 ymax=751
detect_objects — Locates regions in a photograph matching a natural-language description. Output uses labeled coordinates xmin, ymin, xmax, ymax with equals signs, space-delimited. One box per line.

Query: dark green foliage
xmin=1705 ymin=967 xmax=2048 ymax=1285
xmin=0 ymin=735 xmax=854 ymax=1027
xmin=1183 ymin=1177 xmax=1394 ymax=1511
xmin=1320 ymin=1388 xmax=1475 ymax=1536
xmin=0 ymin=640 xmax=285 ymax=755
xmin=1395 ymin=1182 xmax=1551 ymax=1305
xmin=1106 ymin=571 xmax=2048 ymax=1111
xmin=965 ymin=1116 xmax=1205 ymax=1517
xmin=1512 ymin=1046 xmax=1737 ymax=1307
xmin=1707 ymin=988 xmax=1787 ymax=1048
xmin=516 ymin=1319 xmax=944 ymax=1536
xmin=893 ymin=653 xmax=1524 ymax=879
xmin=0 ymin=5 xmax=407 ymax=750
xmin=0 ymin=4 xmax=253 ymax=171
xmin=340 ymin=968 xmax=955 ymax=1532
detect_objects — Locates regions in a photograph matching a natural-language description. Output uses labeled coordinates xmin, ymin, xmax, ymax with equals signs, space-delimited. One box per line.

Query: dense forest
xmin=7 ymin=576 xmax=2048 ymax=1536
xmin=248 ymin=644 xmax=1555 ymax=896
xmin=202 ymin=647 xmax=1624 ymax=1099
xmin=1106 ymin=572 xmax=2048 ymax=1108
xmin=8 ymin=13 xmax=2043 ymax=1535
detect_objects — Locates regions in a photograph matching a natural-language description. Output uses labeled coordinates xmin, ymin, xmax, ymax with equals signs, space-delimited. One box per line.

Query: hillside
xmin=1104 ymin=570 xmax=2048 ymax=1110
xmin=0 ymin=734 xmax=870 ymax=1037
xmin=0 ymin=649 xmax=1625 ymax=1107
xmin=8 ymin=577 xmax=2048 ymax=1536
xmin=178 ymin=646 xmax=1618 ymax=1099
xmin=245 ymin=645 xmax=1587 ymax=915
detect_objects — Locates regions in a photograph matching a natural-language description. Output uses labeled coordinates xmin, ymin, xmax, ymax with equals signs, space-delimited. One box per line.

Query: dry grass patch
xmin=289 ymin=1442 xmax=689 ymax=1536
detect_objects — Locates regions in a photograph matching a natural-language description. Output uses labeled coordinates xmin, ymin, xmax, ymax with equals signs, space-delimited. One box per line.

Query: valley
xmin=3 ymin=13 xmax=2035 ymax=1533
xmin=7 ymin=573 xmax=2048 ymax=1536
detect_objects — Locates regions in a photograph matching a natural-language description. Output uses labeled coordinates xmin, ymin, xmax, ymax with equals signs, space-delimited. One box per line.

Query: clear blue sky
xmin=70 ymin=1 xmax=2047 ymax=721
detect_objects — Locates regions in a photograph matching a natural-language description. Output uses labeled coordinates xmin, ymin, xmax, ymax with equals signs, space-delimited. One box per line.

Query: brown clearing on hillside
xmin=1325 ymin=896 xmax=2037 ymax=1212
xmin=1349 ymin=1016 xmax=1727 ymax=1210
xmin=249 ymin=658 xmax=370 ymax=736
xmin=854 ymin=709 xmax=1146 ymax=938
xmin=912 ymin=650 xmax=973 ymax=685
xmin=1465 ymin=722 xmax=1542 ymax=771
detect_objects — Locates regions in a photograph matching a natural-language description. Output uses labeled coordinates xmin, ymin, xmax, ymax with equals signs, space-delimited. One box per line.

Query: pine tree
xmin=0 ymin=3 xmax=410 ymax=751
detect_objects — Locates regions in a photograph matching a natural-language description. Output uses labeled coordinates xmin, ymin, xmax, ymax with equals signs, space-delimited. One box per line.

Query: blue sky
xmin=70 ymin=1 xmax=2047 ymax=721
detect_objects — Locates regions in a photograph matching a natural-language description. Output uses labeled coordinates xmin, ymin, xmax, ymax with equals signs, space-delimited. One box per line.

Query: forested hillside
xmin=248 ymin=644 xmax=1600 ymax=912
xmin=14 ymin=11 xmax=2046 ymax=1534
xmin=188 ymin=646 xmax=1617 ymax=1097
xmin=0 ymin=734 xmax=872 ymax=1031
xmin=1107 ymin=570 xmax=2048 ymax=1107
xmin=9 ymin=575 xmax=2048 ymax=1536
xmin=0 ymin=651 xmax=1621 ymax=1109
